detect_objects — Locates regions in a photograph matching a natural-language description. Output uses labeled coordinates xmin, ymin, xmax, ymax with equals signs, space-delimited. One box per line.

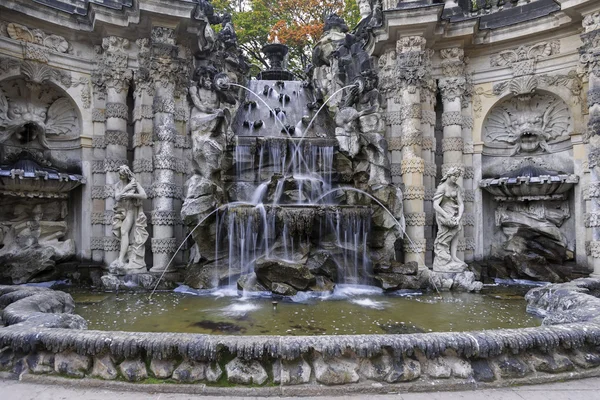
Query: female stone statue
xmin=432 ymin=166 xmax=466 ymax=272
xmin=111 ymin=165 xmax=148 ymax=273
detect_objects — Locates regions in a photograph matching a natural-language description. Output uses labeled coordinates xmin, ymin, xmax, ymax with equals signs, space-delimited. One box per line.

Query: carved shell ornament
xmin=484 ymin=94 xmax=570 ymax=155
xmin=0 ymin=85 xmax=78 ymax=149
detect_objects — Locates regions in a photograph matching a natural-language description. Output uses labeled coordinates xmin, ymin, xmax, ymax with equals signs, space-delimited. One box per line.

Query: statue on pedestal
xmin=110 ymin=165 xmax=148 ymax=274
xmin=433 ymin=166 xmax=466 ymax=272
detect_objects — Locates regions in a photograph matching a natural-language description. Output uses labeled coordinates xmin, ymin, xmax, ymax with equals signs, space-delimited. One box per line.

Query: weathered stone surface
xmin=237 ymin=273 xmax=268 ymax=292
xmin=446 ymin=355 xmax=472 ymax=378
xmin=172 ymin=360 xmax=205 ymax=383
xmin=119 ymin=359 xmax=148 ymax=382
xmin=471 ymin=359 xmax=496 ymax=382
xmin=306 ymin=251 xmax=339 ymax=281
xmin=374 ymin=268 xmax=430 ymax=291
xmin=359 ymin=352 xmax=420 ymax=383
xmin=26 ymin=351 xmax=54 ymax=374
xmin=100 ymin=275 xmax=121 ymax=291
xmin=255 ymin=257 xmax=316 ymax=290
xmin=271 ymin=282 xmax=297 ymax=296
xmin=273 ymin=358 xmax=311 ymax=385
xmin=313 ymin=354 xmax=359 ymax=385
xmin=310 ymin=275 xmax=336 ymax=292
xmin=423 ymin=356 xmax=451 ymax=378
xmin=0 ymin=287 xmax=87 ymax=329
xmin=503 ymin=253 xmax=565 ymax=283
xmin=55 ymin=351 xmax=91 ymax=378
xmin=226 ymin=358 xmax=268 ymax=385
xmin=531 ymin=353 xmax=574 ymax=373
xmin=494 ymin=355 xmax=530 ymax=378
xmin=149 ymin=358 xmax=175 ymax=379
xmin=570 ymin=349 xmax=600 ymax=369
xmin=205 ymin=362 xmax=223 ymax=382
xmin=525 ymin=278 xmax=600 ymax=324
xmin=452 ymin=271 xmax=483 ymax=292
xmin=0 ymin=347 xmax=15 ymax=369
xmin=91 ymin=354 xmax=117 ymax=380
xmin=393 ymin=261 xmax=419 ymax=275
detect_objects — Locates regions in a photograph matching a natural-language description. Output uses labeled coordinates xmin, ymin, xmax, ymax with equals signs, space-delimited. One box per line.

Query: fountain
xmin=182 ymin=41 xmax=390 ymax=294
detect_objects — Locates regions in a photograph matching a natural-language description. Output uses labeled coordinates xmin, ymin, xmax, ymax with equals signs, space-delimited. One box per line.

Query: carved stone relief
xmin=0 ymin=198 xmax=75 ymax=283
xmin=483 ymin=93 xmax=570 ymax=155
xmin=0 ymin=78 xmax=79 ymax=149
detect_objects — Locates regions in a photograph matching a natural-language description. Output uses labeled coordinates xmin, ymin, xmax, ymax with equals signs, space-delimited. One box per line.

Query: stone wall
xmin=2 ymin=283 xmax=600 ymax=393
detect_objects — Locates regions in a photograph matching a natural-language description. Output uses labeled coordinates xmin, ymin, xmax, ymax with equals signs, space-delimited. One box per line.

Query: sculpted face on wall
xmin=0 ymin=78 xmax=79 ymax=149
xmin=484 ymin=93 xmax=570 ymax=155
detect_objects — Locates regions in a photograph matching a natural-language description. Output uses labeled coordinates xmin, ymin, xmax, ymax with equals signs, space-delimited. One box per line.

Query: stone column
xmin=581 ymin=13 xmax=600 ymax=275
xmin=438 ymin=48 xmax=466 ymax=264
xmin=461 ymin=100 xmax=475 ymax=263
xmin=90 ymin=94 xmax=107 ymax=263
xmin=395 ymin=36 xmax=427 ymax=267
xmin=421 ymin=54 xmax=437 ymax=266
xmin=149 ymin=27 xmax=182 ymax=272
xmin=132 ymin=39 xmax=155 ymax=266
xmin=91 ymin=36 xmax=132 ymax=267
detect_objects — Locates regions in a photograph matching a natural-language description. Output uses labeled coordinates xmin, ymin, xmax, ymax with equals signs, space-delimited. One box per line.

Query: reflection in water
xmin=72 ymin=285 xmax=540 ymax=336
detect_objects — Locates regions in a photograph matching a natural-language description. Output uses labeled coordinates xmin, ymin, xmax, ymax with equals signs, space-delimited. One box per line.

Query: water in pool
xmin=71 ymin=284 xmax=541 ymax=335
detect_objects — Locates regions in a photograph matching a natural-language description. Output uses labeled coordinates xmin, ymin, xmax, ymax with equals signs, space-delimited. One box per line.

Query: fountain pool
xmin=71 ymin=284 xmax=540 ymax=335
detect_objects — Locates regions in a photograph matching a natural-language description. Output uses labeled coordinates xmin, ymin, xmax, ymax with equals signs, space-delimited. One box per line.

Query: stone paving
xmin=2 ymin=376 xmax=600 ymax=400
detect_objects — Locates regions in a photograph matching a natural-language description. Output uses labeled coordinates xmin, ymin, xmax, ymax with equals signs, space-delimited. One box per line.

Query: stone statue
xmin=110 ymin=165 xmax=148 ymax=274
xmin=189 ymin=67 xmax=233 ymax=180
xmin=433 ymin=166 xmax=466 ymax=272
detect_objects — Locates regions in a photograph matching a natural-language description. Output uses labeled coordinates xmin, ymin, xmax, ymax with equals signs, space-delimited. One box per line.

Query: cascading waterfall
xmin=216 ymin=77 xmax=373 ymax=290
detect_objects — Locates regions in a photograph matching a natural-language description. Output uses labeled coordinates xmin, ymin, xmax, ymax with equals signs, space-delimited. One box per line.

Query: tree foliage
xmin=212 ymin=0 xmax=360 ymax=78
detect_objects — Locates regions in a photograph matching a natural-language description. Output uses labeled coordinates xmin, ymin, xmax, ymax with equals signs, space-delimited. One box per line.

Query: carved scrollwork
xmin=151 ymin=210 xmax=180 ymax=226
xmin=439 ymin=77 xmax=466 ymax=102
xmin=400 ymin=158 xmax=425 ymax=174
xmin=442 ymin=137 xmax=464 ymax=152
xmin=404 ymin=185 xmax=425 ymax=200
xmin=405 ymin=212 xmax=426 ymax=226
xmin=441 ymin=111 xmax=463 ymax=127
xmin=105 ymin=103 xmax=128 ymax=119
xmin=151 ymin=237 xmax=178 ymax=253
xmin=490 ymin=40 xmax=560 ymax=76
xmin=403 ymin=238 xmax=426 ymax=254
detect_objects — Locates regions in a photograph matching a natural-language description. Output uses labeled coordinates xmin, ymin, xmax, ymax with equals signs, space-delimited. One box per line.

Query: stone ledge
xmin=2 ymin=281 xmax=600 ymax=390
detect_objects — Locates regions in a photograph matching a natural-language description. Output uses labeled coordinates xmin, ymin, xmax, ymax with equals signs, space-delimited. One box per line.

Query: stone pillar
xmin=581 ymin=14 xmax=600 ymax=275
xmin=149 ymin=27 xmax=182 ymax=272
xmin=132 ymin=38 xmax=155 ymax=266
xmin=438 ymin=48 xmax=466 ymax=264
xmin=395 ymin=36 xmax=428 ymax=267
xmin=91 ymin=36 xmax=132 ymax=267
xmin=461 ymin=101 xmax=475 ymax=263
xmin=421 ymin=55 xmax=437 ymax=266
xmin=90 ymin=95 xmax=107 ymax=263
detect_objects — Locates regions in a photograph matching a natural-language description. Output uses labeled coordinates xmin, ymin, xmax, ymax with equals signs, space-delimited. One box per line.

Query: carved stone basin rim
xmin=479 ymin=174 xmax=579 ymax=201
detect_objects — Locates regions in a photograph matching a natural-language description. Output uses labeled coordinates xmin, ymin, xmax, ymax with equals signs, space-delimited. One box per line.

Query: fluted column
xmin=439 ymin=48 xmax=467 ymax=264
xmin=91 ymin=36 xmax=132 ymax=267
xmin=395 ymin=36 xmax=428 ymax=267
xmin=581 ymin=14 xmax=600 ymax=275
xmin=149 ymin=27 xmax=182 ymax=272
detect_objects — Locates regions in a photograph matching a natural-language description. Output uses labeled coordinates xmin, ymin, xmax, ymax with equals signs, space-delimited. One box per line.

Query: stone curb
xmin=1 ymin=280 xmax=600 ymax=392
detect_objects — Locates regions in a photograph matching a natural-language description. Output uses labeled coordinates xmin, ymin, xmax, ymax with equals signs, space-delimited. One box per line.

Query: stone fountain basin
xmin=1 ymin=281 xmax=600 ymax=392
xmin=479 ymin=174 xmax=578 ymax=201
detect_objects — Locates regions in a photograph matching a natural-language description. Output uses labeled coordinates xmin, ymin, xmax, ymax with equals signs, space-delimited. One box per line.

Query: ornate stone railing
xmin=2 ymin=282 xmax=600 ymax=393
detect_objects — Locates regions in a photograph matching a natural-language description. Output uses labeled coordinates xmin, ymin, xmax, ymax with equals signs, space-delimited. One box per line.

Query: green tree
xmin=213 ymin=0 xmax=360 ymax=78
